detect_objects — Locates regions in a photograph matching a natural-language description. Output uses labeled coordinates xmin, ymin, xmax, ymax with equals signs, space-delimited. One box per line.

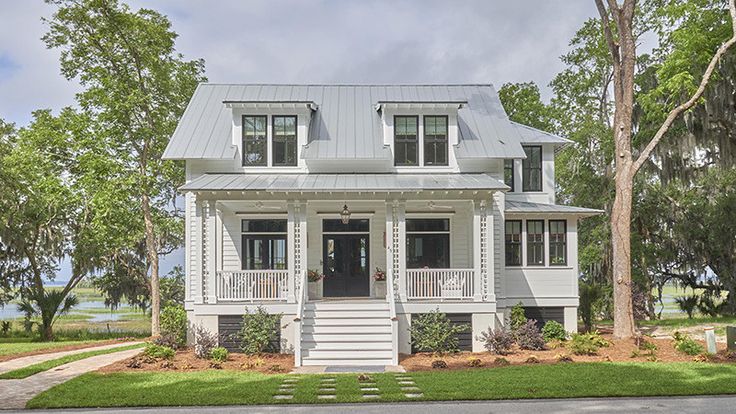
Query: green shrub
xmin=673 ymin=331 xmax=704 ymax=356
xmin=569 ymin=331 xmax=609 ymax=355
xmin=144 ymin=343 xmax=175 ymax=360
xmin=494 ymin=357 xmax=510 ymax=366
xmin=515 ymin=320 xmax=545 ymax=350
xmin=410 ymin=309 xmax=469 ymax=355
xmin=160 ymin=305 xmax=187 ymax=349
xmin=674 ymin=296 xmax=699 ymax=319
xmin=1 ymin=321 xmax=11 ymax=335
xmin=510 ymin=302 xmax=527 ymax=331
xmin=209 ymin=346 xmax=229 ymax=363
xmin=478 ymin=326 xmax=514 ymax=355
xmin=238 ymin=306 xmax=282 ymax=355
xmin=542 ymin=320 xmax=567 ymax=342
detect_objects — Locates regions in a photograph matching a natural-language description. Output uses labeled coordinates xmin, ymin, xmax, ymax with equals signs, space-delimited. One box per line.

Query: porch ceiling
xmin=505 ymin=200 xmax=603 ymax=216
xmin=181 ymin=173 xmax=507 ymax=193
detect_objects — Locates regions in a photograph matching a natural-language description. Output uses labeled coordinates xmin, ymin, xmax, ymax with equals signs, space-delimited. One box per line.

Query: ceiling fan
xmin=427 ymin=201 xmax=453 ymax=210
xmin=244 ymin=201 xmax=283 ymax=210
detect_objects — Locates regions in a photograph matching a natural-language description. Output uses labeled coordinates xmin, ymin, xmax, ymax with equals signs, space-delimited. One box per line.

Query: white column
xmin=385 ymin=202 xmax=395 ymax=299
xmin=564 ymin=307 xmax=578 ymax=333
xmin=287 ymin=201 xmax=296 ymax=303
xmin=472 ymin=200 xmax=485 ymax=301
xmin=486 ymin=196 xmax=496 ymax=302
xmin=205 ymin=200 xmax=218 ymax=304
xmin=193 ymin=197 xmax=204 ymax=305
xmin=297 ymin=201 xmax=307 ymax=298
xmin=396 ymin=200 xmax=407 ymax=301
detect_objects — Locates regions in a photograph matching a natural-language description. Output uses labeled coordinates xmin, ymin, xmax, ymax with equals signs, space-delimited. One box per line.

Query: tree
xmin=498 ymin=82 xmax=555 ymax=131
xmin=43 ymin=0 xmax=205 ymax=335
xmin=594 ymin=0 xmax=736 ymax=338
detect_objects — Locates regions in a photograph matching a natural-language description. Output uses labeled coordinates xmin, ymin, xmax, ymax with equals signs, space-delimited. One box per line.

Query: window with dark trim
xmin=272 ymin=115 xmax=297 ymax=166
xmin=526 ymin=220 xmax=545 ymax=266
xmin=505 ymin=220 xmax=522 ymax=266
xmin=522 ymin=145 xmax=542 ymax=191
xmin=549 ymin=220 xmax=567 ymax=266
xmin=406 ymin=218 xmax=450 ymax=268
xmin=504 ymin=159 xmax=515 ymax=191
xmin=242 ymin=115 xmax=267 ymax=166
xmin=241 ymin=219 xmax=287 ymax=270
xmin=394 ymin=116 xmax=419 ymax=166
xmin=424 ymin=116 xmax=448 ymax=166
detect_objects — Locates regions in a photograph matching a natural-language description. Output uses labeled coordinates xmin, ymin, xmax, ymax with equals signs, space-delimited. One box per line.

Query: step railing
xmin=216 ymin=270 xmax=289 ymax=301
xmin=405 ymin=268 xmax=475 ymax=300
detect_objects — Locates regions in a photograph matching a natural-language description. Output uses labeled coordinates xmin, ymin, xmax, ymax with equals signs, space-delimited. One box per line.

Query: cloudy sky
xmin=0 ymin=0 xmax=598 ymax=280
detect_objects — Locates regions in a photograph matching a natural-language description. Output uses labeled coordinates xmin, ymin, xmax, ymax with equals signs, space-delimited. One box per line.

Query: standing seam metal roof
xmin=163 ymin=84 xmax=529 ymax=160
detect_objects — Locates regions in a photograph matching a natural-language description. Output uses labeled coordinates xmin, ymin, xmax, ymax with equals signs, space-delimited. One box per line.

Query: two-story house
xmin=162 ymin=84 xmax=601 ymax=367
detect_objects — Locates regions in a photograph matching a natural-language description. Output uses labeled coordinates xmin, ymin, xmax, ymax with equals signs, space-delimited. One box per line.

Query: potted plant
xmin=307 ymin=269 xmax=324 ymax=299
xmin=373 ymin=267 xmax=386 ymax=298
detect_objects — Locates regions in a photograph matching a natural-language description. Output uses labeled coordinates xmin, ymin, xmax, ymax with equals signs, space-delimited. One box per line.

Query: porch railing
xmin=406 ymin=268 xmax=475 ymax=300
xmin=216 ymin=270 xmax=289 ymax=301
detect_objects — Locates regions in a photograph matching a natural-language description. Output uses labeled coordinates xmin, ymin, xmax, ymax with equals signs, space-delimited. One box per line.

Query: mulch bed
xmin=0 ymin=338 xmax=142 ymax=363
xmin=400 ymin=334 xmax=733 ymax=371
xmin=99 ymin=349 xmax=294 ymax=375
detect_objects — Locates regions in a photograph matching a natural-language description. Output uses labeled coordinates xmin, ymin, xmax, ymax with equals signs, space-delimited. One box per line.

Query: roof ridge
xmin=200 ymin=82 xmax=495 ymax=87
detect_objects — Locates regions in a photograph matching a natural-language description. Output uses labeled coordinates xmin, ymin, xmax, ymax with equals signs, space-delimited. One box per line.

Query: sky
xmin=0 ymin=0 xmax=599 ymax=281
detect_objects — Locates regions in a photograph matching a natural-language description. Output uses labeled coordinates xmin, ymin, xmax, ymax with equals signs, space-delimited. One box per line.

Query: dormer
xmin=375 ymin=101 xmax=466 ymax=171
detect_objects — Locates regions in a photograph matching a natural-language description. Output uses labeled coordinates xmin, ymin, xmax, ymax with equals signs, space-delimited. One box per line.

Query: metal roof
xmin=511 ymin=121 xmax=572 ymax=145
xmin=163 ymin=84 xmax=528 ymax=160
xmin=180 ymin=173 xmax=507 ymax=192
xmin=505 ymin=200 xmax=603 ymax=216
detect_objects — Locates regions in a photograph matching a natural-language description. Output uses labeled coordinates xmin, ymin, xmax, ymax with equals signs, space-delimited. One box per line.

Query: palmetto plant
xmin=18 ymin=289 xmax=79 ymax=341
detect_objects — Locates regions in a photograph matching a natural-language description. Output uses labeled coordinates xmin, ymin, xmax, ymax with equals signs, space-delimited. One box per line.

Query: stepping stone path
xmin=358 ymin=375 xmax=380 ymax=400
xmin=393 ymin=373 xmax=424 ymax=398
xmin=316 ymin=376 xmax=337 ymax=400
xmin=273 ymin=377 xmax=299 ymax=400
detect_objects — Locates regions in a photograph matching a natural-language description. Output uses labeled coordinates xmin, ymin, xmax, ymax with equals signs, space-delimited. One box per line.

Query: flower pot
xmin=308 ymin=281 xmax=322 ymax=299
xmin=374 ymin=280 xmax=387 ymax=298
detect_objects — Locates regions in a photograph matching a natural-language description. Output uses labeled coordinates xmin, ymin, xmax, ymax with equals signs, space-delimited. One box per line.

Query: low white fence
xmin=406 ymin=268 xmax=475 ymax=300
xmin=217 ymin=270 xmax=289 ymax=301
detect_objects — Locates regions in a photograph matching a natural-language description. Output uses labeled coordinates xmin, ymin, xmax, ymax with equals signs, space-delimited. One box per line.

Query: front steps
xmin=300 ymin=300 xmax=395 ymax=366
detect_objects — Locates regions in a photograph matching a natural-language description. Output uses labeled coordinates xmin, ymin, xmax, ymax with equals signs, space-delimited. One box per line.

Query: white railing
xmin=406 ymin=268 xmax=475 ymax=300
xmin=216 ymin=270 xmax=289 ymax=301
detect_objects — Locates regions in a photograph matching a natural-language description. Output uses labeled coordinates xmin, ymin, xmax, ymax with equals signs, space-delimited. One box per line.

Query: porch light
xmin=340 ymin=204 xmax=351 ymax=224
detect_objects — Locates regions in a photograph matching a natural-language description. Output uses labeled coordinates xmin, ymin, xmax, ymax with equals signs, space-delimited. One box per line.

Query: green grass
xmin=638 ymin=315 xmax=736 ymax=328
xmin=0 ymin=343 xmax=144 ymax=379
xmin=0 ymin=339 xmax=105 ymax=357
xmin=27 ymin=362 xmax=736 ymax=408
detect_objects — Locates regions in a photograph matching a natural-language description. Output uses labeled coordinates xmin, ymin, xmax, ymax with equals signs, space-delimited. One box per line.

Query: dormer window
xmin=272 ymin=116 xmax=297 ymax=166
xmin=424 ymin=116 xmax=448 ymax=166
xmin=394 ymin=116 xmax=418 ymax=166
xmin=522 ymin=145 xmax=542 ymax=191
xmin=242 ymin=115 xmax=267 ymax=166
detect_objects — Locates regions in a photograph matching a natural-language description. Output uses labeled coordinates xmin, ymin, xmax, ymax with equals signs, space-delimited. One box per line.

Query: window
xmin=394 ymin=116 xmax=418 ymax=166
xmin=242 ymin=115 xmax=267 ymax=166
xmin=526 ymin=220 xmax=544 ymax=266
xmin=549 ymin=220 xmax=567 ymax=266
xmin=241 ymin=219 xmax=287 ymax=270
xmin=424 ymin=116 xmax=448 ymax=166
xmin=272 ymin=116 xmax=297 ymax=166
xmin=406 ymin=218 xmax=450 ymax=268
xmin=504 ymin=159 xmax=514 ymax=191
xmin=522 ymin=145 xmax=542 ymax=191
xmin=505 ymin=220 xmax=522 ymax=266
xmin=322 ymin=219 xmax=370 ymax=233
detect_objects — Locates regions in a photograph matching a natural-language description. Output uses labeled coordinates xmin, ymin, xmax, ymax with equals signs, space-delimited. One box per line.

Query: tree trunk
xmin=142 ymin=193 xmax=161 ymax=337
xmin=611 ymin=166 xmax=636 ymax=337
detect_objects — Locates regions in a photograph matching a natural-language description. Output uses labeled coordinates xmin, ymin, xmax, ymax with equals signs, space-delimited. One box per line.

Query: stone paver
xmin=0 ymin=341 xmax=143 ymax=375
xmin=0 ymin=347 xmax=142 ymax=410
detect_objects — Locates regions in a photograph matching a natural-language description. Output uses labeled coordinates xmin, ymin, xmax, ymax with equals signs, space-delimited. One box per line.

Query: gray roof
xmin=511 ymin=121 xmax=572 ymax=145
xmin=180 ymin=173 xmax=507 ymax=192
xmin=505 ymin=200 xmax=603 ymax=216
xmin=163 ymin=84 xmax=528 ymax=160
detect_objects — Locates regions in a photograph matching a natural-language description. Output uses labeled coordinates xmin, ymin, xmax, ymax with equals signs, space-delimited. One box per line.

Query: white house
xmin=162 ymin=84 xmax=601 ymax=366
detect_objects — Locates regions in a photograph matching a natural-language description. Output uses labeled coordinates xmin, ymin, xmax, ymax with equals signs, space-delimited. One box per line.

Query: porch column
xmin=287 ymin=201 xmax=296 ymax=303
xmin=287 ymin=200 xmax=307 ymax=303
xmin=203 ymin=200 xmax=218 ymax=304
xmin=472 ymin=200 xmax=484 ymax=301
xmin=386 ymin=200 xmax=406 ymax=301
xmin=193 ymin=196 xmax=204 ymax=305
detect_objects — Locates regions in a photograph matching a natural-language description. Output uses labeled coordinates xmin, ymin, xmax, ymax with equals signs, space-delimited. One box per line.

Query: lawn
xmin=0 ymin=338 xmax=105 ymax=357
xmin=0 ymin=343 xmax=144 ymax=379
xmin=27 ymin=362 xmax=736 ymax=408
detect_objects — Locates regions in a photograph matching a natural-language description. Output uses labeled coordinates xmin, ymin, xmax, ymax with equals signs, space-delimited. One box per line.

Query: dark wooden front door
xmin=322 ymin=234 xmax=370 ymax=297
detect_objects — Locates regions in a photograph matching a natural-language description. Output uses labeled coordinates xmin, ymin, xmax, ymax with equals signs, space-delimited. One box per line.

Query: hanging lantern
xmin=340 ymin=204 xmax=351 ymax=224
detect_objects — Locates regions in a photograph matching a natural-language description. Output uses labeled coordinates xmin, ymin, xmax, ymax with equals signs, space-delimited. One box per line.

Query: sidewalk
xmin=0 ymin=346 xmax=142 ymax=410
xmin=0 ymin=341 xmax=143 ymax=375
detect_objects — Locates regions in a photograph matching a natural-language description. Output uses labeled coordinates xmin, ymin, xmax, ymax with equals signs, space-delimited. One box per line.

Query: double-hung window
xmin=272 ymin=116 xmax=297 ymax=166
xmin=526 ymin=220 xmax=545 ymax=266
xmin=242 ymin=115 xmax=267 ymax=166
xmin=522 ymin=145 xmax=542 ymax=191
xmin=505 ymin=220 xmax=522 ymax=266
xmin=549 ymin=220 xmax=567 ymax=265
xmin=424 ymin=116 xmax=448 ymax=166
xmin=406 ymin=219 xmax=450 ymax=268
xmin=394 ymin=116 xmax=419 ymax=166
xmin=241 ymin=219 xmax=287 ymax=270
xmin=504 ymin=159 xmax=515 ymax=190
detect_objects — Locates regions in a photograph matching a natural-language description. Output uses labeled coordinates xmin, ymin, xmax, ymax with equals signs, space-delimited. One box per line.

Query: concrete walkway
xmin=0 ymin=346 xmax=142 ymax=410
xmin=0 ymin=341 xmax=143 ymax=375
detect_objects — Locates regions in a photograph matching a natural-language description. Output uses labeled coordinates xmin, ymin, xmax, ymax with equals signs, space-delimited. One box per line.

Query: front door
xmin=323 ymin=233 xmax=370 ymax=297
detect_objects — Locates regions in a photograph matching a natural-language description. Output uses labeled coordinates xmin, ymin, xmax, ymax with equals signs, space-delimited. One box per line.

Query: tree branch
xmin=595 ymin=0 xmax=621 ymax=68
xmin=632 ymin=0 xmax=736 ymax=174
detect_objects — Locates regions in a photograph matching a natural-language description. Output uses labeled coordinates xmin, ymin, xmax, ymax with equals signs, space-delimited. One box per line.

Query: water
xmin=0 ymin=300 xmax=134 ymax=321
